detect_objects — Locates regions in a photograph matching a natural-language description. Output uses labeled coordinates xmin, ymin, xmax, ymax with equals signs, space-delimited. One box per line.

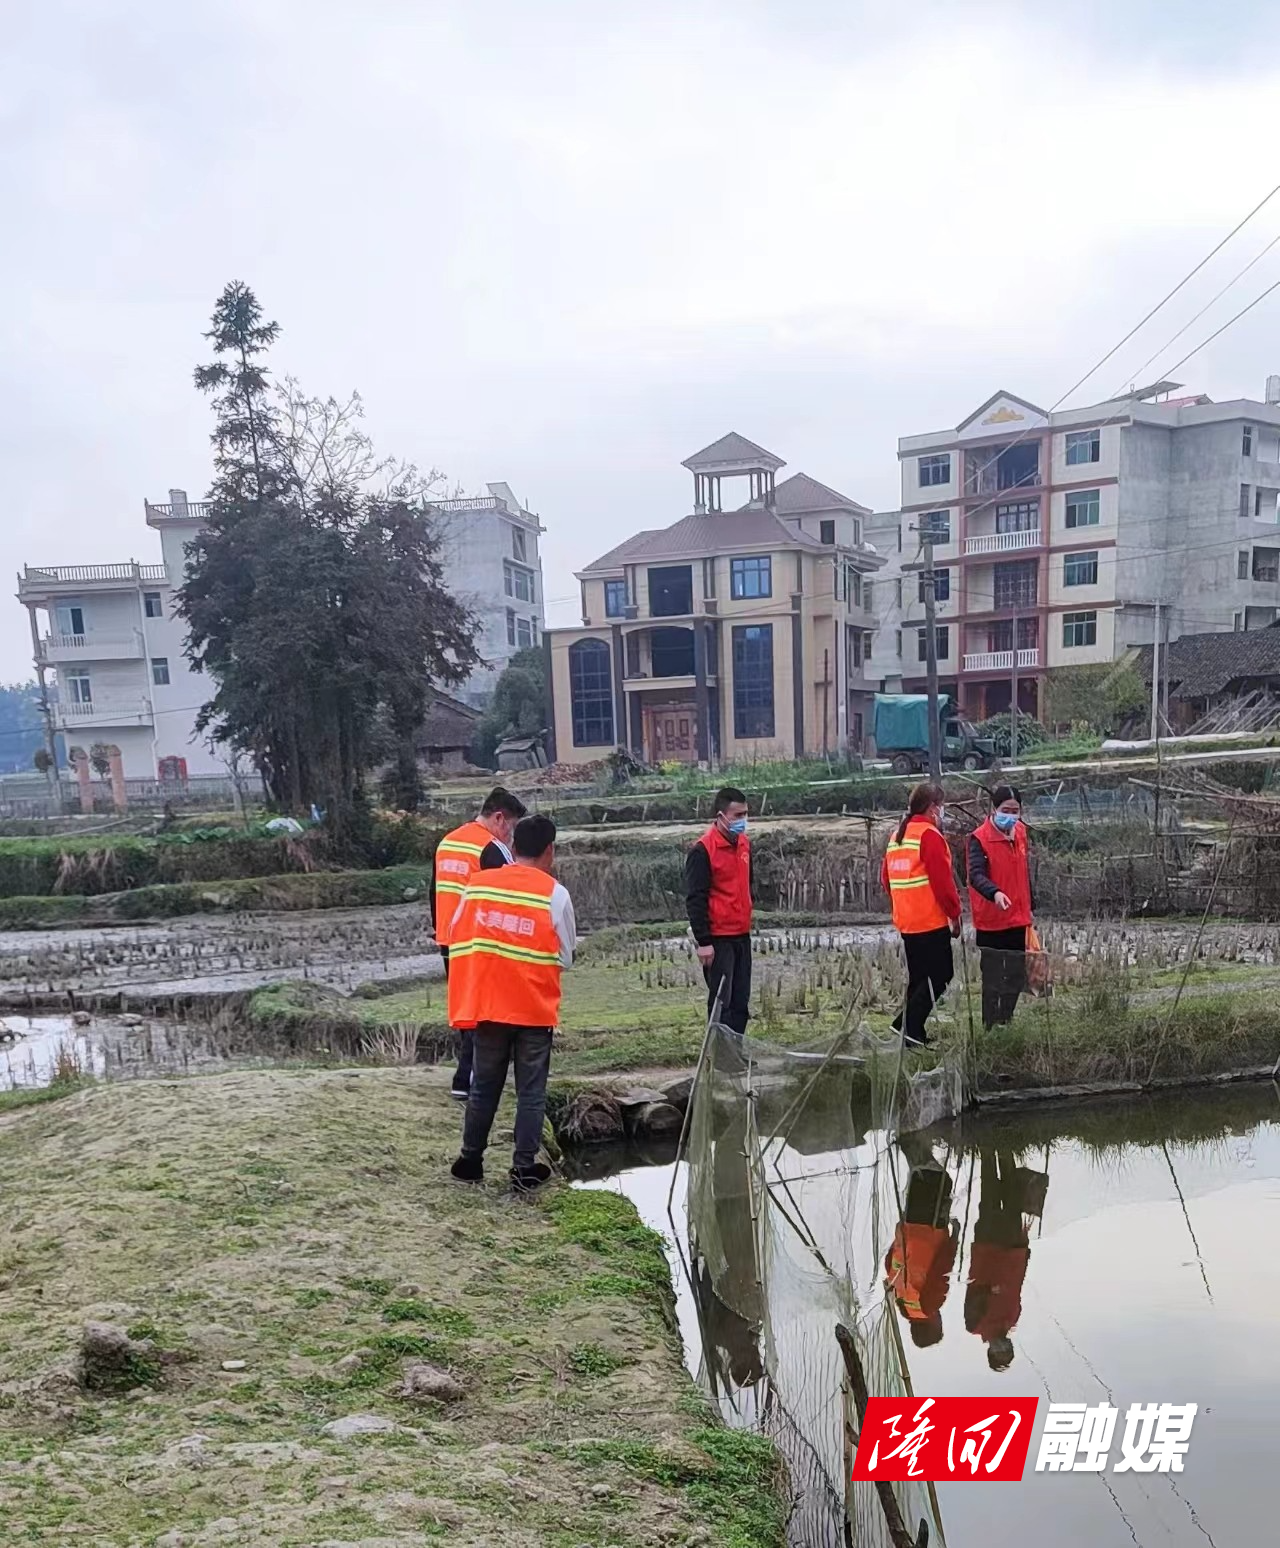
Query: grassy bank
xmin=0 ymin=866 xmax=431 ymax=929
xmin=0 ymin=1066 xmax=785 ymax=1547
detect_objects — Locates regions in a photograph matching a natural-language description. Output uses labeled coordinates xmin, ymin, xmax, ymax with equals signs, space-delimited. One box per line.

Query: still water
xmin=574 ymin=1085 xmax=1280 ymax=1547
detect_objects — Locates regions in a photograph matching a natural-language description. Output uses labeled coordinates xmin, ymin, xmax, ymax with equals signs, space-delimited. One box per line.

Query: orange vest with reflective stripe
xmin=433 ymin=820 xmax=495 ymax=947
xmin=885 ymin=817 xmax=950 ymax=934
xmin=446 ymin=864 xmax=562 ymax=1030
xmin=885 ymin=1221 xmax=956 ymax=1320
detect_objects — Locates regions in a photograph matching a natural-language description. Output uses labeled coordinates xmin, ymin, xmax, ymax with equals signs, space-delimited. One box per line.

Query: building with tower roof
xmin=545 ymin=435 xmax=885 ymax=765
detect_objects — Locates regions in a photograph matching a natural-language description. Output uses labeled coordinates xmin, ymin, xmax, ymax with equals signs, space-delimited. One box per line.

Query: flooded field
xmin=585 ymin=1084 xmax=1280 ymax=1547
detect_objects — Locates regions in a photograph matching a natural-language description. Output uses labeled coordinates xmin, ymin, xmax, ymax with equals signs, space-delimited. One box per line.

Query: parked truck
xmin=872 ymin=693 xmax=997 ymax=776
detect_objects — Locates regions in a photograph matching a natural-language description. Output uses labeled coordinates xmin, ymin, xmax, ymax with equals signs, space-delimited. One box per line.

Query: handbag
xmin=1025 ymin=923 xmax=1051 ymax=995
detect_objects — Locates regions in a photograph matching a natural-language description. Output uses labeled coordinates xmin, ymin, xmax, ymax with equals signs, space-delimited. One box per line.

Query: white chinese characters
xmin=1035 ymin=1403 xmax=1196 ymax=1474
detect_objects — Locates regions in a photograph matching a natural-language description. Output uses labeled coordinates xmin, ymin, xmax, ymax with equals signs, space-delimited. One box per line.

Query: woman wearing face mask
xmin=882 ymin=782 xmax=963 ymax=1049
xmin=967 ymin=784 xmax=1033 ymax=1029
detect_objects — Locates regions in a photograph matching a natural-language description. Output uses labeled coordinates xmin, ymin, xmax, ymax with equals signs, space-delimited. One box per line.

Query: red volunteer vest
xmin=697 ymin=826 xmax=752 ymax=937
xmin=967 ymin=817 xmax=1032 ymax=932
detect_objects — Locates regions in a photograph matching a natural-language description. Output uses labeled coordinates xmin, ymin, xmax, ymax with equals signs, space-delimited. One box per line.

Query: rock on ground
xmin=399 ymin=1362 xmax=465 ymax=1403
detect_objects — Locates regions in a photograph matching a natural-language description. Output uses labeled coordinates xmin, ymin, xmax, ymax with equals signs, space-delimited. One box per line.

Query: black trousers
xmin=441 ymin=946 xmax=473 ymax=1092
xmin=460 ymin=1023 xmax=554 ymax=1170
xmin=891 ymin=926 xmax=954 ymax=1044
xmin=704 ymin=934 xmax=752 ymax=1034
xmin=975 ymin=926 xmax=1027 ymax=1029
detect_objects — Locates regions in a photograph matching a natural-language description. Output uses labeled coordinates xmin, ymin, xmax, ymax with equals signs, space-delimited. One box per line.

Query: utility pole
xmin=1009 ymin=608 xmax=1019 ymax=766
xmin=1150 ymin=599 xmax=1161 ymax=743
xmin=919 ymin=522 xmax=942 ymax=781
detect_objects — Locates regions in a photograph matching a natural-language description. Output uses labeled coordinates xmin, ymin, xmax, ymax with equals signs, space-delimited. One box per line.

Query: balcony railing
xmin=963 ymin=648 xmax=1041 ymax=672
xmin=963 ymin=528 xmax=1042 ymax=556
xmin=39 ymin=632 xmax=143 ymax=662
xmin=55 ymin=699 xmax=153 ymax=724
xmin=144 ymin=500 xmax=214 ymax=523
xmin=22 ymin=562 xmax=168 ymax=586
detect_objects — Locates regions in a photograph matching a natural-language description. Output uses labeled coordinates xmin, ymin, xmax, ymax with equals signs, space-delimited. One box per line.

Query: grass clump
xmin=381 ymin=1300 xmax=475 ymax=1336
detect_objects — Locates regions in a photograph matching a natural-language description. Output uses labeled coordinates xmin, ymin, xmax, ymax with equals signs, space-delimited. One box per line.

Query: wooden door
xmin=646 ymin=703 xmax=698 ymax=763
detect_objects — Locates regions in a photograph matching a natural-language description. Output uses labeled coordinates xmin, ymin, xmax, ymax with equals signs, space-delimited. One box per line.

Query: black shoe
xmin=450 ymin=1082 xmax=470 ymax=1102
xmin=450 ymin=1154 xmax=484 ymax=1183
xmin=509 ymin=1163 xmax=552 ymax=1193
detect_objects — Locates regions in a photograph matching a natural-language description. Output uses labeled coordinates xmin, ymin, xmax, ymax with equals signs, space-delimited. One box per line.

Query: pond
xmin=575 ymin=1082 xmax=1280 ymax=1547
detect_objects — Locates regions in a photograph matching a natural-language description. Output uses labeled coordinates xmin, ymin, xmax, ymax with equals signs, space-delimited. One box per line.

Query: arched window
xmin=569 ymin=639 xmax=614 ymax=747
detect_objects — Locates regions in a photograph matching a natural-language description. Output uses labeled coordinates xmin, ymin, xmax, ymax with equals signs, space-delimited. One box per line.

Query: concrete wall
xmin=437 ymin=506 xmax=545 ymax=704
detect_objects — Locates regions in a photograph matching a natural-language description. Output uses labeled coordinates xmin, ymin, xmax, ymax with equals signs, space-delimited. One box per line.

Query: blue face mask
xmin=993 ymin=811 xmax=1019 ymax=834
xmin=726 ymin=817 xmax=748 ymax=836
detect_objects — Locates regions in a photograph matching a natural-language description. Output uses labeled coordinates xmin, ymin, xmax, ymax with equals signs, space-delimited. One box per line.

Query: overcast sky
xmin=4 ymin=0 xmax=1280 ymax=676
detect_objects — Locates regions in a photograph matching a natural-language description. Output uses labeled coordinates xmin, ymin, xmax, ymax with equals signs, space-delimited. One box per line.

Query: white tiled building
xmin=17 ymin=491 xmax=223 ymax=778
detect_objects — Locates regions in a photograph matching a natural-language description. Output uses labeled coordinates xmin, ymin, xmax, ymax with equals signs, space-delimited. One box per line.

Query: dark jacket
xmin=685 ymin=829 xmax=754 ymax=945
xmin=429 ymin=838 xmax=511 ymax=931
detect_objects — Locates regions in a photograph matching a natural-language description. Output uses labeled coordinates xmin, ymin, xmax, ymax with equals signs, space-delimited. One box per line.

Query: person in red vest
xmin=966 ymin=783 xmax=1033 ymax=1029
xmin=431 ymin=787 xmax=528 ymax=1099
xmin=447 ymin=814 xmax=576 ymax=1192
xmin=885 ymin=1161 xmax=959 ymax=1349
xmin=881 ymin=783 xmax=963 ymax=1048
xmin=684 ymin=787 xmax=753 ymax=1033
xmin=965 ymin=1150 xmax=1030 ymax=1372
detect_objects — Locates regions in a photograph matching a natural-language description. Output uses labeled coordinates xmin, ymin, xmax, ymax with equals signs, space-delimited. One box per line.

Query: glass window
xmin=918 ymin=453 xmax=951 ymax=487
xmin=1062 ymin=610 xmax=1098 ymax=648
xmin=1065 ymin=429 xmax=1101 ymax=465
xmin=819 ymin=518 xmax=836 ymax=545
xmin=1243 ymin=425 xmax=1254 ymax=457
xmin=568 ymin=639 xmax=614 ymax=746
xmin=1065 ymin=489 xmax=1100 ymax=528
xmin=1239 ymin=550 xmax=1251 ymax=580
xmin=512 ymin=527 xmax=527 ymax=562
xmin=506 ymin=608 xmax=516 ymax=646
xmin=56 ymin=604 xmax=85 ymax=637
xmin=65 ymin=671 xmax=91 ymax=704
xmin=504 ymin=562 xmax=534 ymax=603
xmin=516 ymin=617 xmax=533 ymax=648
xmin=144 ymin=591 xmax=163 ymax=618
xmin=151 ymin=657 xmax=170 ymax=686
xmin=1253 ymin=548 xmax=1280 ymax=583
xmin=917 ymin=625 xmax=949 ymax=661
xmin=920 ymin=509 xmax=950 ymax=543
xmin=995 ymin=501 xmax=1038 ymax=534
xmin=1063 ymin=551 xmax=1098 ymax=587
xmin=730 ymin=555 xmax=772 ymax=599
xmin=604 ymin=579 xmax=627 ymax=617
xmin=993 ymin=560 xmax=1037 ymax=610
xmin=918 ymin=567 xmax=950 ymax=603
xmin=732 ymin=624 xmax=774 ymax=738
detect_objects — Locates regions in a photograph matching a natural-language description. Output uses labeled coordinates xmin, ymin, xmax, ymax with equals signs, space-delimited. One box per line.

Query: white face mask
xmin=936 ymin=806 xmax=946 ymax=824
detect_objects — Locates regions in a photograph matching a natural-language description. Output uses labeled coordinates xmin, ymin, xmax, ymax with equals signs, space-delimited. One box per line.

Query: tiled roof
xmin=579 ymin=507 xmax=824 ymax=575
xmin=1131 ymin=627 xmax=1280 ymax=699
xmin=681 ymin=432 xmax=785 ymax=471
xmin=771 ymin=471 xmax=870 ymax=517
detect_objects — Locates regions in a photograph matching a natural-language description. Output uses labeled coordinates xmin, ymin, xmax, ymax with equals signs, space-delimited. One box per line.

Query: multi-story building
xmin=546 ymin=434 xmax=884 ymax=765
xmin=16 ymin=489 xmax=223 ymax=778
xmin=434 ymin=482 xmax=545 ymax=705
xmin=895 ymin=380 xmax=1280 ymax=721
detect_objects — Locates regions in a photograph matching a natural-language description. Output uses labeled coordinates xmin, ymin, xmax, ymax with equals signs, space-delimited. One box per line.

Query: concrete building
xmin=893 ymin=379 xmax=1280 ymax=721
xmin=546 ymin=434 xmax=884 ymax=765
xmin=16 ymin=490 xmax=224 ymax=779
xmin=434 ymin=482 xmax=545 ymax=705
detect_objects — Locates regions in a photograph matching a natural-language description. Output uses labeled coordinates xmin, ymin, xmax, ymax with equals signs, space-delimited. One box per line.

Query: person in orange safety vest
xmin=885 ymin=1159 xmax=959 ymax=1348
xmin=881 ymin=782 xmax=962 ymax=1048
xmin=964 ymin=1150 xmax=1031 ymax=1372
xmin=432 ymin=786 xmax=528 ymax=1099
xmin=447 ymin=814 xmax=576 ymax=1193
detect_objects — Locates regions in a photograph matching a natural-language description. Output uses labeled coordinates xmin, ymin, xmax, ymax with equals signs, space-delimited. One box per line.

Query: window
xmin=895 ymin=629 xmax=902 ymax=657
xmin=1253 ymin=547 xmax=1280 ymax=583
xmin=846 ymin=626 xmax=863 ymax=674
xmin=512 ymin=527 xmax=527 ymax=562
xmin=896 ymin=524 xmax=902 ymax=553
xmin=993 ymin=560 xmax=1037 ymax=610
xmin=894 ymin=577 xmax=903 ymax=609
xmin=995 ymin=500 xmax=1038 ymax=534
xmin=917 ymin=625 xmax=949 ymax=661
xmin=516 ymin=617 xmax=533 ymax=648
xmin=847 ymin=567 xmax=863 ymax=608
xmin=604 ymin=579 xmax=627 ymax=617
xmin=1065 ymin=429 xmax=1101 ymax=465
xmin=1241 ymin=484 xmax=1253 ymax=520
xmin=1063 ymin=551 xmax=1098 ymax=587
xmin=1234 ymin=611 xmax=1245 ymax=632
xmin=151 ymin=657 xmax=170 ymax=686
xmin=55 ymin=604 xmax=85 ymax=638
xmin=65 ymin=670 xmax=91 ymax=705
xmin=1239 ymin=550 xmax=1251 ymax=580
xmin=730 ymin=555 xmax=772 ymax=600
xmin=568 ymin=639 xmax=614 ymax=746
xmin=920 ymin=567 xmax=950 ymax=602
xmin=144 ymin=591 xmax=163 ymax=619
xmin=1244 ymin=425 xmax=1254 ymax=457
xmin=1062 ymin=610 xmax=1098 ymax=648
xmin=918 ymin=453 xmax=951 ymax=487
xmin=504 ymin=561 xmax=534 ymax=603
xmin=732 ymin=624 xmax=774 ymax=738
xmin=1257 ymin=488 xmax=1266 ymax=518
xmin=506 ymin=608 xmax=516 ymax=646
xmin=1065 ymin=489 xmax=1100 ymax=528
xmin=920 ymin=509 xmax=950 ymax=544
xmin=648 ymin=565 xmax=693 ymax=616
xmin=819 ymin=518 xmax=836 ymax=545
